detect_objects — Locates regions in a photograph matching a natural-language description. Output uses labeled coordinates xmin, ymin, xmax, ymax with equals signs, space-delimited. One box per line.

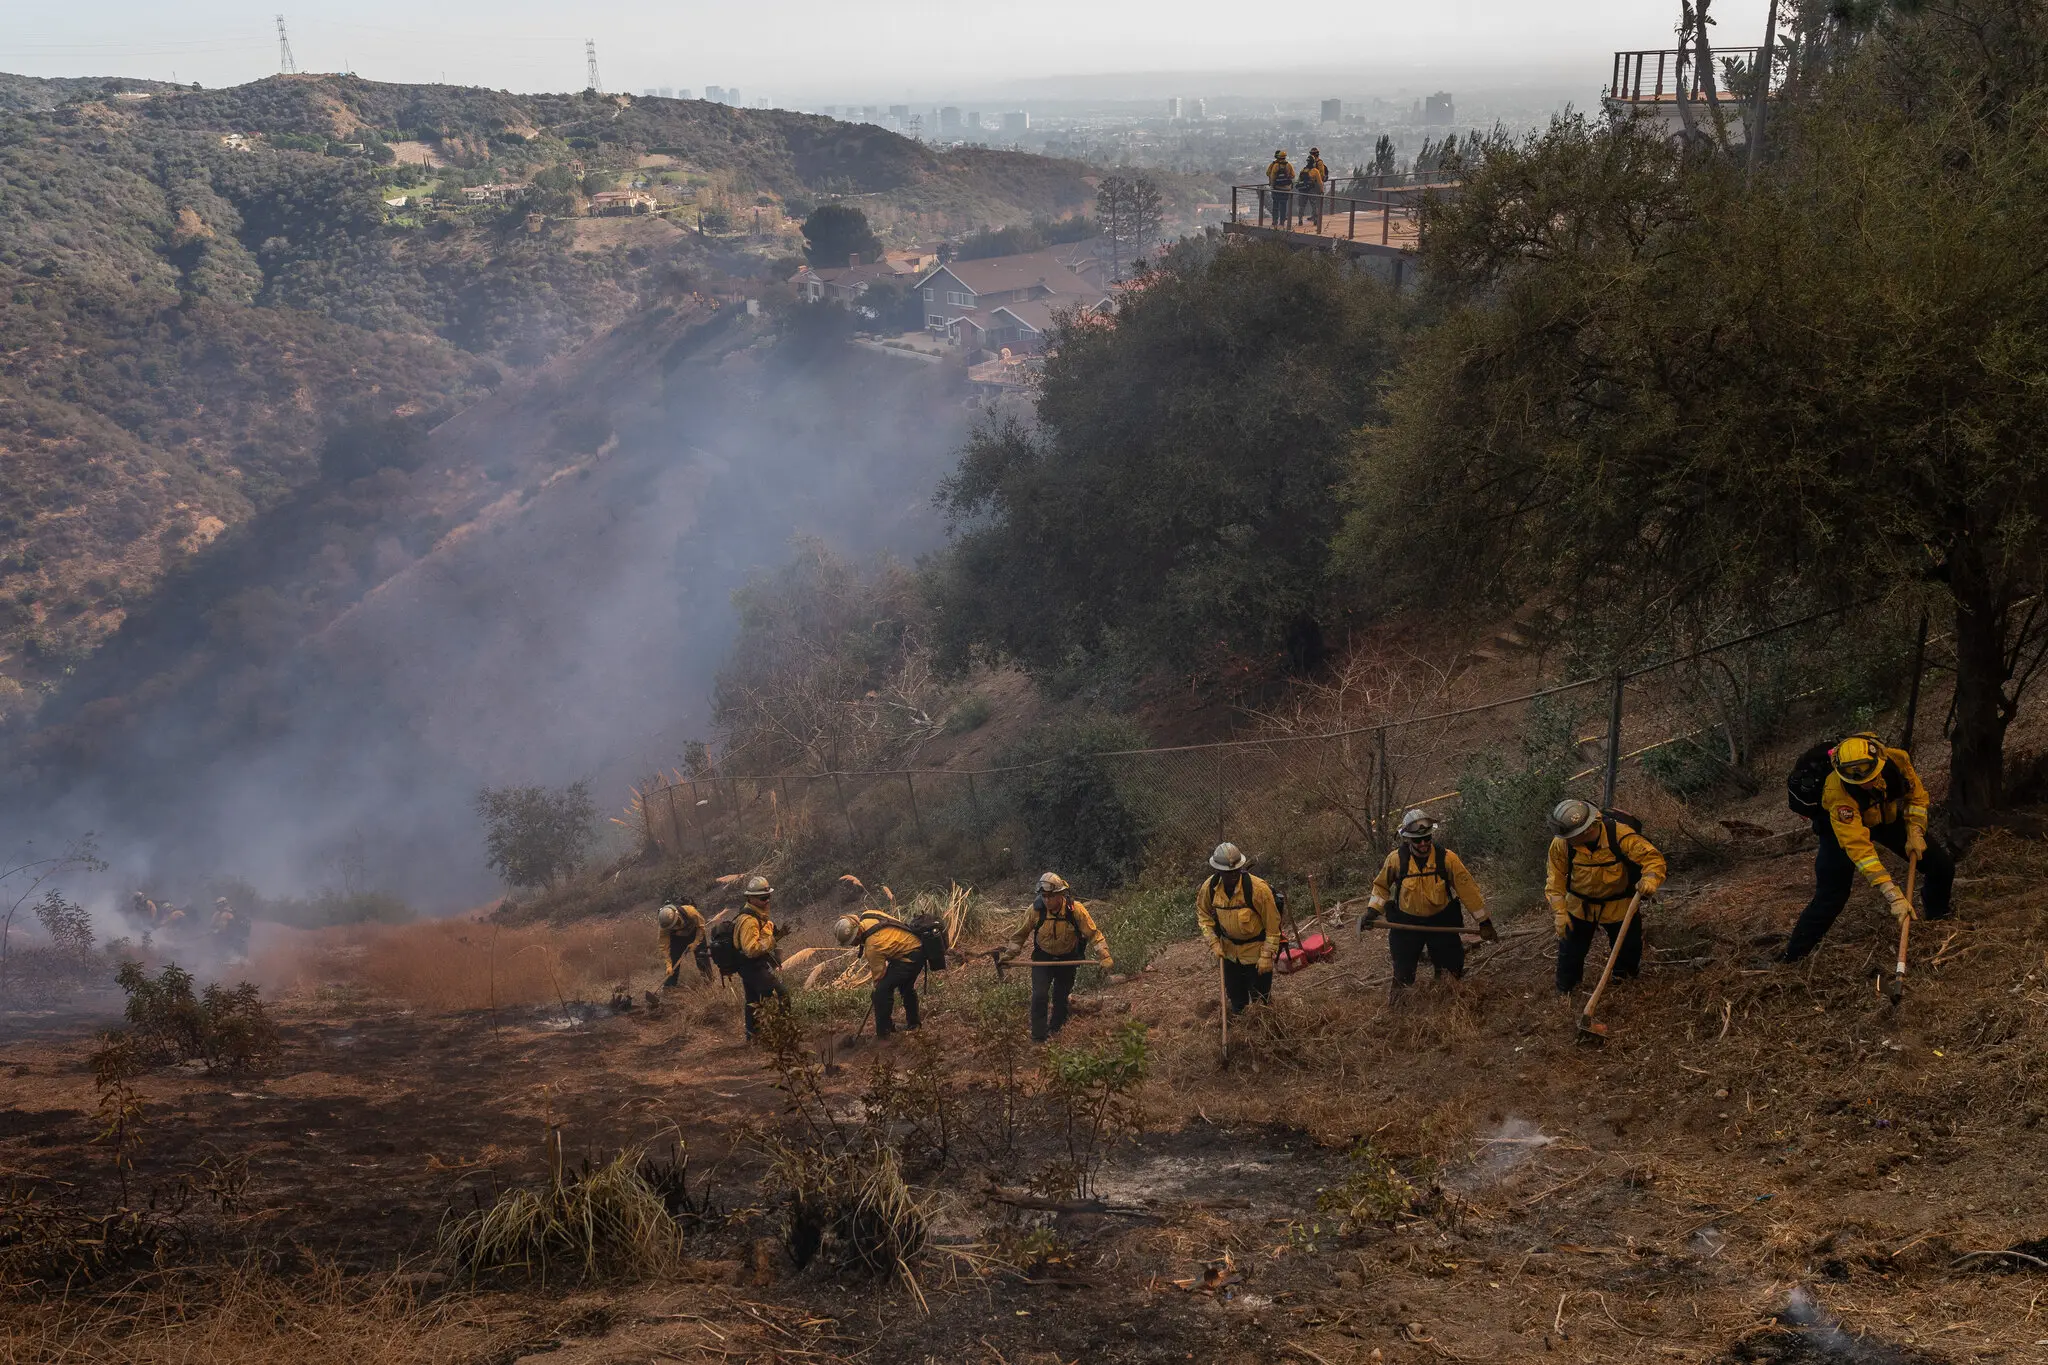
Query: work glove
xmin=1210 ymin=939 xmax=1228 ymax=961
xmin=1476 ymin=918 xmax=1499 ymax=944
xmin=1256 ymin=956 xmax=1275 ymax=976
xmin=1355 ymin=903 xmax=1381 ymax=933
xmin=1881 ymin=881 xmax=1915 ymax=923
xmin=1905 ymin=828 xmax=1927 ymax=859
xmin=1098 ymin=956 xmax=1114 ymax=974
xmin=1553 ymin=908 xmax=1572 ymax=940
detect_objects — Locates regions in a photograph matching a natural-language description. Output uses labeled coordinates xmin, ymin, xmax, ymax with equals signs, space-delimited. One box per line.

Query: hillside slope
xmin=7 ymin=300 xmax=980 ymax=904
xmin=0 ymin=71 xmax=1091 ymax=712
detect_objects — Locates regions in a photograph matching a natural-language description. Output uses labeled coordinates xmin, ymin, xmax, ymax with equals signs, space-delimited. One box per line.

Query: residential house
xmin=911 ymin=250 xmax=1110 ymax=336
xmin=793 ymin=254 xmax=900 ymax=304
xmin=589 ymin=189 xmax=657 ymax=215
xmin=461 ymin=183 xmax=527 ymax=203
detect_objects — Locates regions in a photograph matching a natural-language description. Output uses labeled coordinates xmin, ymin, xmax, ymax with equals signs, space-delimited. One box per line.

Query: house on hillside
xmin=794 ymin=255 xmax=903 ymax=305
xmin=589 ymin=189 xmax=656 ymax=215
xmin=945 ymin=294 xmax=1111 ymax=355
xmin=461 ymin=183 xmax=528 ymax=204
xmin=912 ymin=251 xmax=1113 ymax=342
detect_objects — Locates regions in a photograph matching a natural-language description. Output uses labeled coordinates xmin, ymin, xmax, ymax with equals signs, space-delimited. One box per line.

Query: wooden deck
xmin=1222 ymin=215 xmax=1420 ymax=258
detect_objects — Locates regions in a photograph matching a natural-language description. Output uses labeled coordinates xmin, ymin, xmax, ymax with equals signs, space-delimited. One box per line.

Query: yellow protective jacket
xmin=1010 ymin=898 xmax=1109 ymax=963
xmin=1824 ymin=747 xmax=1930 ymax=894
xmin=1546 ymin=817 xmax=1666 ymax=933
xmin=1197 ymin=873 xmax=1284 ymax=970
xmin=1266 ymin=157 xmax=1294 ymax=188
xmin=1367 ymin=844 xmax=1486 ymax=921
xmin=1300 ymin=159 xmax=1328 ymax=189
xmin=662 ymin=904 xmax=706 ymax=970
xmin=735 ymin=906 xmax=776 ymax=960
xmin=856 ymin=911 xmax=924 ymax=975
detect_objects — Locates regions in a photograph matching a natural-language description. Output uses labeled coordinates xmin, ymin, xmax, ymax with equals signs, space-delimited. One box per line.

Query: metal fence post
xmin=903 ymin=771 xmax=927 ymax=844
xmin=1901 ymin=609 xmax=1930 ymax=752
xmin=831 ymin=772 xmax=860 ymax=843
xmin=1601 ymin=670 xmax=1626 ymax=808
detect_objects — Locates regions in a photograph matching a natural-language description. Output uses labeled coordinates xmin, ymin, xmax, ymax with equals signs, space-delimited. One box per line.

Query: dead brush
xmin=0 ymin=1261 xmax=534 ymax=1365
xmin=768 ymin=1138 xmax=928 ymax=1277
xmin=1236 ymin=997 xmax=1346 ymax=1069
xmin=251 ymin=918 xmax=648 ymax=1012
xmin=438 ymin=1148 xmax=684 ymax=1286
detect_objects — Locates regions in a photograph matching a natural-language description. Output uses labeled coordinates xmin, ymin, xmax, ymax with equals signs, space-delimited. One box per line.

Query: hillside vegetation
xmin=0 ymin=72 xmax=1092 ymax=707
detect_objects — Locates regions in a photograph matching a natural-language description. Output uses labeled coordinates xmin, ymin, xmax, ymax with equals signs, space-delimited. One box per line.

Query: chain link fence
xmin=632 ymin=598 xmax=1928 ymax=905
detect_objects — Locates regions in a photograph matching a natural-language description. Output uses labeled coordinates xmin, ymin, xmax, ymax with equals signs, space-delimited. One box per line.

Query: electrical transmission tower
xmin=276 ymin=15 xmax=297 ymax=75
xmin=584 ymin=39 xmax=603 ymax=93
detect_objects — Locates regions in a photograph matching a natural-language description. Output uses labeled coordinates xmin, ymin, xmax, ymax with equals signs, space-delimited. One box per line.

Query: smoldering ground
xmin=4 ymin=304 xmax=983 ymax=912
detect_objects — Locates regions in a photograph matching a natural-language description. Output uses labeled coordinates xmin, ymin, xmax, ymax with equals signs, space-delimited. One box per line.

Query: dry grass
xmin=247 ymin=917 xmax=654 ymax=1012
xmin=0 ymin=1265 xmax=531 ymax=1364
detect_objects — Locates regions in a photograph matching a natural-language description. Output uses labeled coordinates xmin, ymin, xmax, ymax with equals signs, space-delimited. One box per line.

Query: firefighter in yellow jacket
xmin=1006 ymin=872 xmax=1112 ymax=1043
xmin=734 ymin=876 xmax=786 ymax=1038
xmin=1198 ymin=842 xmax=1283 ymax=1013
xmin=835 ymin=907 xmax=925 ymax=1037
xmin=1356 ymin=810 xmax=1496 ymax=992
xmin=1547 ymin=800 xmax=1667 ymax=995
xmin=658 ymin=899 xmax=708 ymax=989
xmin=1784 ymin=733 xmax=1952 ymax=961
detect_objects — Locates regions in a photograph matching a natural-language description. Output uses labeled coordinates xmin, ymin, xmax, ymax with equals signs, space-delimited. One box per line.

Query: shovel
xmin=1884 ymin=853 xmax=1918 ymax=1006
xmin=1576 ymin=888 xmax=1645 ymax=1045
xmin=1219 ymin=961 xmax=1230 ymax=1064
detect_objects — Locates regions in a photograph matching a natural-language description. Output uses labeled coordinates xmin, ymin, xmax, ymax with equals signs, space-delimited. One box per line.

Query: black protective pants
xmin=872 ymin=957 xmax=922 ymax=1036
xmin=1030 ymin=959 xmax=1077 ymax=1043
xmin=1388 ymin=907 xmax=1465 ymax=986
xmin=738 ymin=959 xmax=786 ymax=1038
xmin=1271 ymin=188 xmax=1291 ymax=226
xmin=662 ymin=932 xmax=698 ymax=988
xmin=1556 ymin=912 xmax=1642 ymax=994
xmin=1220 ymin=957 xmax=1272 ymax=1013
xmin=1785 ymin=818 xmax=1954 ymax=962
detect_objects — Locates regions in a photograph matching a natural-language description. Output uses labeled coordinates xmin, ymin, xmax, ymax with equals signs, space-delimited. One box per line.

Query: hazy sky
xmin=10 ymin=1 xmax=1774 ymax=103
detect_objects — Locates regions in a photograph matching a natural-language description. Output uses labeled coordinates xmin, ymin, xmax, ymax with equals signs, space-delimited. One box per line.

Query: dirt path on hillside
xmin=4 ymin=835 xmax=2046 ymax=1362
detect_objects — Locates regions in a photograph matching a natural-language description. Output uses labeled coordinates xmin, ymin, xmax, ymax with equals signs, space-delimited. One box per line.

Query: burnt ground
xmin=4 ymin=833 xmax=2048 ymax=1363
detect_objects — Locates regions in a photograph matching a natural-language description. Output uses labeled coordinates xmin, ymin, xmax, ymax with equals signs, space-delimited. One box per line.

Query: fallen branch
xmin=1952 ymin=1249 xmax=2048 ymax=1270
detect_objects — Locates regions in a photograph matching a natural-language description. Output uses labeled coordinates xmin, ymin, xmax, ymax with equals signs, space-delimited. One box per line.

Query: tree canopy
xmin=930 ymin=239 xmax=1407 ymax=684
xmin=1342 ymin=3 xmax=2048 ymax=814
xmin=801 ymin=203 xmax=885 ymax=267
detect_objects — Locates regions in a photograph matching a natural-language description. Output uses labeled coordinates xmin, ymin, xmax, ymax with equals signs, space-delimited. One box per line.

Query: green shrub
xmin=100 ymin=963 xmax=280 ymax=1075
xmin=1450 ymin=699 xmax=1583 ymax=870
xmin=1090 ymin=884 xmax=1195 ymax=975
xmin=997 ymin=715 xmax=1154 ymax=888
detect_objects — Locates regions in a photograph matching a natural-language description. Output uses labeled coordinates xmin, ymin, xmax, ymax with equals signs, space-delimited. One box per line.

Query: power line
xmin=584 ymin=37 xmax=601 ymax=94
xmin=276 ymin=14 xmax=296 ymax=75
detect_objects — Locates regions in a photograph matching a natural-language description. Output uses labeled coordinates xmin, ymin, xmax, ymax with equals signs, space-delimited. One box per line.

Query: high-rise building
xmin=1003 ymin=109 xmax=1029 ymax=134
xmin=1191 ymin=97 xmax=1206 ymax=119
xmin=1166 ymin=96 xmax=1183 ymax=119
xmin=1320 ymin=98 xmax=1342 ymax=124
xmin=821 ymin=105 xmax=838 ymax=117
xmin=677 ymin=88 xmax=693 ymax=100
xmin=889 ymin=103 xmax=910 ymax=121
xmin=965 ymin=111 xmax=980 ymax=131
xmin=864 ymin=106 xmax=880 ymax=120
xmin=939 ymin=106 xmax=962 ymax=134
xmin=1424 ymin=91 xmax=1454 ymax=125
xmin=706 ymin=85 xmax=727 ymax=103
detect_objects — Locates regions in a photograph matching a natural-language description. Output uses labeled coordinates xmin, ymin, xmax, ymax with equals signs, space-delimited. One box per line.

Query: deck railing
xmin=1227 ymin=181 xmax=1455 ymax=248
xmin=1609 ymin=47 xmax=1775 ymax=103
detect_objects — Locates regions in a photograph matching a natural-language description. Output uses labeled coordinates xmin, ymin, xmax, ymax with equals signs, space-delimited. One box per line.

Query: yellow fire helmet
xmin=1831 ymin=733 xmax=1887 ymax=786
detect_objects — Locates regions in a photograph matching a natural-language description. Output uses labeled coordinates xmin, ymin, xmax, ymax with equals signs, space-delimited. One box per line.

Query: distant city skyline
xmin=8 ymin=1 xmax=1776 ymax=102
